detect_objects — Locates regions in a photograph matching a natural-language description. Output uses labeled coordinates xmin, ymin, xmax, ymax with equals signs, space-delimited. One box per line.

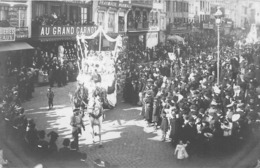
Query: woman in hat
xmin=152 ymin=96 xmax=161 ymax=130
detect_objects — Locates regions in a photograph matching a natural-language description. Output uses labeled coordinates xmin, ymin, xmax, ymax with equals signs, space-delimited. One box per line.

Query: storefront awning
xmin=0 ymin=42 xmax=34 ymax=52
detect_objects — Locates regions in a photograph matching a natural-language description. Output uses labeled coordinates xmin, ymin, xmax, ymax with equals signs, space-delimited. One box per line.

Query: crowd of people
xmin=121 ymin=30 xmax=260 ymax=157
xmin=32 ymin=13 xmax=95 ymax=27
xmin=33 ymin=41 xmax=79 ymax=87
xmin=0 ymin=87 xmax=87 ymax=163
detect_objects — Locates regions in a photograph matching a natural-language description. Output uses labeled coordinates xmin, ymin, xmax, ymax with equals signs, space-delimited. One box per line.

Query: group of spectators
xmin=121 ymin=30 xmax=260 ymax=157
xmin=4 ymin=64 xmax=36 ymax=102
xmin=32 ymin=13 xmax=95 ymax=27
xmin=33 ymin=42 xmax=79 ymax=87
xmin=0 ymin=86 xmax=87 ymax=163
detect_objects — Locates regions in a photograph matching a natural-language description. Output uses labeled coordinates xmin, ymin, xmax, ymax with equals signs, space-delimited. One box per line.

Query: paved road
xmin=7 ymin=82 xmax=258 ymax=168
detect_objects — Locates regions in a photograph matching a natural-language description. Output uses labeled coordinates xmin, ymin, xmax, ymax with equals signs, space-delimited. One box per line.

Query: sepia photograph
xmin=0 ymin=0 xmax=260 ymax=167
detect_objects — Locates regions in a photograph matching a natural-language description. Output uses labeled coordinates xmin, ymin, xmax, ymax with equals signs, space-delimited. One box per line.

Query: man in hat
xmin=70 ymin=109 xmax=85 ymax=150
xmin=47 ymin=87 xmax=54 ymax=110
xmin=143 ymin=78 xmax=154 ymax=126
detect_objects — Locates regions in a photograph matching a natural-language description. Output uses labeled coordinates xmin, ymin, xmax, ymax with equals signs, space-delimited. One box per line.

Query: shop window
xmin=18 ymin=8 xmax=26 ymax=27
xmin=35 ymin=3 xmax=46 ymax=17
xmin=81 ymin=8 xmax=88 ymax=24
xmin=108 ymin=12 xmax=115 ymax=32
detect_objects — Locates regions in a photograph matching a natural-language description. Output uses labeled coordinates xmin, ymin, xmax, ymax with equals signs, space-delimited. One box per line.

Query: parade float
xmin=72 ymin=26 xmax=123 ymax=108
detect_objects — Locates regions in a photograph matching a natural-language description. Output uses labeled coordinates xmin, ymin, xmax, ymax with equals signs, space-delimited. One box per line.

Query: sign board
xmin=131 ymin=0 xmax=153 ymax=8
xmin=98 ymin=1 xmax=132 ymax=9
xmin=0 ymin=27 xmax=15 ymax=41
xmin=203 ymin=23 xmax=214 ymax=29
xmin=16 ymin=27 xmax=28 ymax=39
xmin=38 ymin=25 xmax=98 ymax=38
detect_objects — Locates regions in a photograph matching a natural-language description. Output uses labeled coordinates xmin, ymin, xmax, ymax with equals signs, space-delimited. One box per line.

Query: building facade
xmin=92 ymin=0 xmax=131 ymax=50
xmin=166 ymin=0 xmax=190 ymax=35
xmin=0 ymin=0 xmax=33 ymax=79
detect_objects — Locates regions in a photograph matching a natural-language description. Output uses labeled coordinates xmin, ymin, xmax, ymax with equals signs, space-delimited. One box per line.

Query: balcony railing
xmin=127 ymin=20 xmax=149 ymax=31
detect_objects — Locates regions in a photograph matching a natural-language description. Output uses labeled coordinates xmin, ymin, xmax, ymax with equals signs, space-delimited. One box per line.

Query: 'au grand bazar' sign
xmin=38 ymin=25 xmax=98 ymax=38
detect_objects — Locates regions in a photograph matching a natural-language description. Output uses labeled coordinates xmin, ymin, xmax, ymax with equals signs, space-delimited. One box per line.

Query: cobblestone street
xmin=2 ymin=82 xmax=254 ymax=168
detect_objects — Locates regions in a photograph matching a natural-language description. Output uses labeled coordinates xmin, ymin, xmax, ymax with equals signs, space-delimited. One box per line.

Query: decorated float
xmin=71 ymin=26 xmax=123 ymax=109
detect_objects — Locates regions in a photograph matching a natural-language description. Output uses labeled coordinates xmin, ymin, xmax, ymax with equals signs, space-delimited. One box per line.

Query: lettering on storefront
xmin=39 ymin=26 xmax=98 ymax=37
xmin=98 ymin=1 xmax=118 ymax=8
xmin=118 ymin=3 xmax=132 ymax=9
xmin=0 ymin=27 xmax=15 ymax=41
xmin=98 ymin=1 xmax=131 ymax=9
xmin=16 ymin=27 xmax=28 ymax=39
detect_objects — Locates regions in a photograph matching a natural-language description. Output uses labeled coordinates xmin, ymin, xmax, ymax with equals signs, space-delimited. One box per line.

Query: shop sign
xmin=38 ymin=26 xmax=98 ymax=38
xmin=203 ymin=23 xmax=214 ymax=29
xmin=170 ymin=26 xmax=188 ymax=33
xmin=98 ymin=1 xmax=117 ymax=8
xmin=150 ymin=26 xmax=159 ymax=31
xmin=98 ymin=1 xmax=131 ymax=9
xmin=0 ymin=27 xmax=15 ymax=41
xmin=16 ymin=27 xmax=28 ymax=39
xmin=131 ymin=0 xmax=153 ymax=8
xmin=118 ymin=3 xmax=132 ymax=9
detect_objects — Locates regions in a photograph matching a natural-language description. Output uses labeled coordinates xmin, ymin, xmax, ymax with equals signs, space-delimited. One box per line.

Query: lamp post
xmin=99 ymin=22 xmax=102 ymax=52
xmin=214 ymin=7 xmax=222 ymax=85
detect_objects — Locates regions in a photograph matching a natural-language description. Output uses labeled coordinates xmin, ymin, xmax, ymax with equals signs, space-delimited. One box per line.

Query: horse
xmin=87 ymin=95 xmax=104 ymax=146
xmin=69 ymin=84 xmax=88 ymax=117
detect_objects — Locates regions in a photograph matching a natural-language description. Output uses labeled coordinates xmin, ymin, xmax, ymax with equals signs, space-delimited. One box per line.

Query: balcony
xmin=127 ymin=20 xmax=149 ymax=31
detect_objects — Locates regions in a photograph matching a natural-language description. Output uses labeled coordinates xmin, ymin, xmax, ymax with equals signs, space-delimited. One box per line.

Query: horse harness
xmin=89 ymin=101 xmax=103 ymax=119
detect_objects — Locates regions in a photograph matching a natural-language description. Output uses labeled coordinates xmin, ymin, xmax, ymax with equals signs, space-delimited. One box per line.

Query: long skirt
xmin=160 ymin=117 xmax=169 ymax=133
xmin=145 ymin=103 xmax=153 ymax=122
xmin=152 ymin=106 xmax=160 ymax=123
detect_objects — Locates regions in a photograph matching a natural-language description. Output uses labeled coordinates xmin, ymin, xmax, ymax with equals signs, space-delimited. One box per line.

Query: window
xmin=18 ymin=8 xmax=26 ymax=27
xmin=167 ymin=1 xmax=170 ymax=12
xmin=35 ymin=3 xmax=46 ymax=17
xmin=108 ymin=12 xmax=115 ymax=32
xmin=81 ymin=8 xmax=87 ymax=24
xmin=51 ymin=5 xmax=61 ymax=17
xmin=70 ymin=6 xmax=80 ymax=23
xmin=173 ymin=1 xmax=176 ymax=12
xmin=0 ymin=6 xmax=9 ymax=21
xmin=98 ymin=12 xmax=105 ymax=27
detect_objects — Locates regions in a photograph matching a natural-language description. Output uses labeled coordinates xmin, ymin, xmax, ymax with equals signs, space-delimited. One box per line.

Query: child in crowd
xmin=47 ymin=87 xmax=54 ymax=110
xmin=160 ymin=110 xmax=169 ymax=141
xmin=174 ymin=140 xmax=189 ymax=162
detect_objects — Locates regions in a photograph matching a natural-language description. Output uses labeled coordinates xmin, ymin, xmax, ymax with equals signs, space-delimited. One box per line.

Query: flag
xmin=246 ymin=24 xmax=258 ymax=44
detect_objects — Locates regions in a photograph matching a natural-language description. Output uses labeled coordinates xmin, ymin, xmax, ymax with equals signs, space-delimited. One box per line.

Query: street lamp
xmin=214 ymin=7 xmax=222 ymax=85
